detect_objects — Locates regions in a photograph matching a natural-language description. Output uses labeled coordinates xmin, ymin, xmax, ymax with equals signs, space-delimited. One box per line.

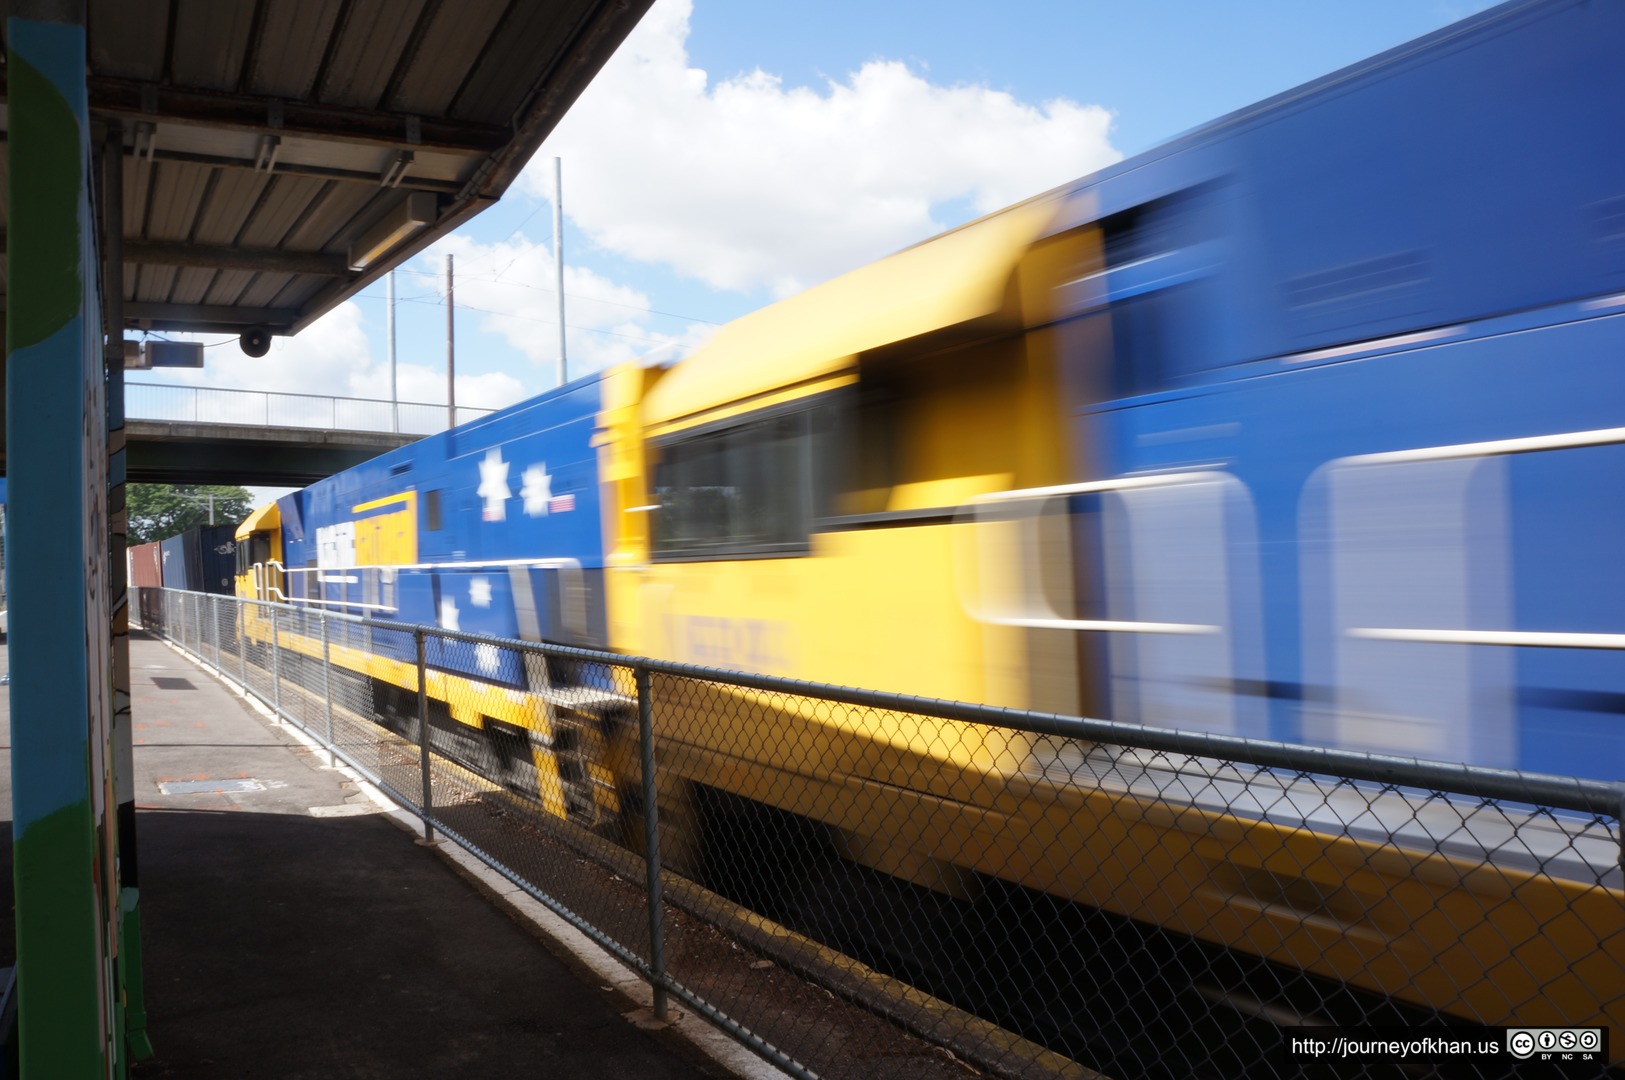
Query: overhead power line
xmin=394 ymin=295 xmax=686 ymax=349
xmin=387 ymin=263 xmax=718 ymax=326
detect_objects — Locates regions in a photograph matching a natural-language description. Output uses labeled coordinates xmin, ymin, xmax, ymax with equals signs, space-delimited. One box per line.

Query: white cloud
xmin=527 ymin=0 xmax=1120 ymax=297
xmin=409 ymin=234 xmax=715 ymax=381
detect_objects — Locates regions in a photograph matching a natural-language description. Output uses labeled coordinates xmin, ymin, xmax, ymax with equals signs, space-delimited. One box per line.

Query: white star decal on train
xmin=469 ymin=577 xmax=492 ymax=608
xmin=521 ymin=462 xmax=553 ymax=517
xmin=475 ymin=643 xmax=501 ymax=676
xmin=439 ymin=596 xmax=460 ymax=633
xmin=477 ymin=448 xmax=511 ymax=522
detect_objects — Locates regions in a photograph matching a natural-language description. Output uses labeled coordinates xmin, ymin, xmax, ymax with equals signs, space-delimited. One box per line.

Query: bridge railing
xmin=124 ymin=381 xmax=495 ymax=435
xmin=136 ymin=587 xmax=1625 ymax=1080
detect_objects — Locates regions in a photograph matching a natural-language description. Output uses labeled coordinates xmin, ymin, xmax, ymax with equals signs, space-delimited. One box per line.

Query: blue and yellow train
xmin=238 ymin=0 xmax=1625 ymax=1055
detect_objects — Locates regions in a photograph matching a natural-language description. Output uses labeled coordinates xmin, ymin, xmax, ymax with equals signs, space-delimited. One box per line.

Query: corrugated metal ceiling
xmin=0 ymin=0 xmax=652 ymax=350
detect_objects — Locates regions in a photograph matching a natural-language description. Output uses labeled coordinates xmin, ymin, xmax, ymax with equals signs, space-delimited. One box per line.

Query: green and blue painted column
xmin=6 ymin=5 xmax=130 ymax=1077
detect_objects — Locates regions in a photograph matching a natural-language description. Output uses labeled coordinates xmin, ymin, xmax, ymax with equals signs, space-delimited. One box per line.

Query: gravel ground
xmin=414 ymin=779 xmax=1040 ymax=1080
xmin=262 ymin=671 xmax=1081 ymax=1080
xmin=385 ymin=756 xmax=1085 ymax=1078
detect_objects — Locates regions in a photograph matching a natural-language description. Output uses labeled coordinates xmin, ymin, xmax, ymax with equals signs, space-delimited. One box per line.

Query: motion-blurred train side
xmin=236 ymin=0 xmax=1625 ymax=1053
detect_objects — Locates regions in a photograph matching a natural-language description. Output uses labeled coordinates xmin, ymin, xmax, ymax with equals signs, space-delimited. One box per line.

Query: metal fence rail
xmin=134 ymin=588 xmax=1625 ymax=1080
xmin=124 ymin=381 xmax=494 ymax=435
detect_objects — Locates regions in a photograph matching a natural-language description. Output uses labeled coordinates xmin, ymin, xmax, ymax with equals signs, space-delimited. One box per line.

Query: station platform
xmin=2 ymin=632 xmax=757 ymax=1080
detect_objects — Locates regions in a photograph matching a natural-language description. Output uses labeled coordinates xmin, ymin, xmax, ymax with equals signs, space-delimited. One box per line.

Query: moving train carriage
xmin=158 ymin=524 xmax=239 ymax=595
xmin=128 ymin=540 xmax=162 ymax=591
xmin=597 ymin=0 xmax=1625 ymax=1051
xmin=236 ymin=378 xmax=623 ymax=822
xmin=128 ymin=539 xmax=164 ymax=629
xmin=232 ymin=0 xmax=1625 ymax=1055
xmin=130 ymin=526 xmax=238 ymax=629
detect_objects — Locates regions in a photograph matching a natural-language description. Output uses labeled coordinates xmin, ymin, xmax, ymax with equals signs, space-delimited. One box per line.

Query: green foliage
xmin=127 ymin=484 xmax=256 ymax=546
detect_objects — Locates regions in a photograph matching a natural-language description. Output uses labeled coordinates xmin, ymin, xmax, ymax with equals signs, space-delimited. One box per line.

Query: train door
xmin=956 ymin=185 xmax=1266 ymax=731
xmin=1302 ymin=425 xmax=1625 ymax=780
xmin=958 ymin=472 xmax=1267 ymax=735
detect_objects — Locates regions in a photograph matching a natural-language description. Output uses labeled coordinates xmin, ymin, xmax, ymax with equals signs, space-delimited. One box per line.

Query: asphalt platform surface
xmin=2 ymin=631 xmax=740 ymax=1080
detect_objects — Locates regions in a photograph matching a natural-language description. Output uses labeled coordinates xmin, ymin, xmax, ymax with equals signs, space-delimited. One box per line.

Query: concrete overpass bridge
xmin=121 ymin=381 xmax=494 ymax=486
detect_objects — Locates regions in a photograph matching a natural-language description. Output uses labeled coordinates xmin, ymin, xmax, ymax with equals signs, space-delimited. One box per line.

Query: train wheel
xmin=485 ymin=721 xmax=540 ymax=797
xmin=615 ymin=773 xmax=707 ymax=881
xmin=373 ymin=680 xmax=421 ymax=744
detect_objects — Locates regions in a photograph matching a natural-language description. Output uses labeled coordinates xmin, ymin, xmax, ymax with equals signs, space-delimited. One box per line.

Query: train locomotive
xmin=236 ymin=0 xmax=1625 ymax=1061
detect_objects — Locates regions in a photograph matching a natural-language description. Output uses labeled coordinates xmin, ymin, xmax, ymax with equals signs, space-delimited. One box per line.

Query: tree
xmin=128 ymin=484 xmax=257 ymax=546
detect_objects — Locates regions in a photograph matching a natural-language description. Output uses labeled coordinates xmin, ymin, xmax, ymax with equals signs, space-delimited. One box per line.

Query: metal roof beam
xmin=89 ymin=77 xmax=509 ymax=154
xmin=125 ymin=302 xmax=300 ymax=331
xmin=125 ymin=241 xmax=350 ymax=276
xmin=137 ymin=147 xmax=462 ymax=194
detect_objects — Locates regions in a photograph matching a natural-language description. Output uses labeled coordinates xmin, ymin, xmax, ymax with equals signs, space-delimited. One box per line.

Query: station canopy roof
xmin=0 ymin=0 xmax=653 ymax=345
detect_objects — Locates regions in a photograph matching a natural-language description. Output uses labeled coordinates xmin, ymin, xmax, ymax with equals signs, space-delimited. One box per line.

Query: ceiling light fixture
xmin=348 ymin=191 xmax=436 ymax=272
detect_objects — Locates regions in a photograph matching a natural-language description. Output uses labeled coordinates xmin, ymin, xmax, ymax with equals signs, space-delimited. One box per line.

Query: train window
xmin=651 ymin=404 xmax=832 ymax=560
xmin=425 ymin=489 xmax=443 ymax=531
xmin=1095 ymin=186 xmax=1225 ymax=396
xmin=1106 ymin=283 xmax=1204 ymax=398
xmin=1102 ymin=190 xmax=1210 ymax=266
xmin=238 ymin=533 xmax=270 ymax=572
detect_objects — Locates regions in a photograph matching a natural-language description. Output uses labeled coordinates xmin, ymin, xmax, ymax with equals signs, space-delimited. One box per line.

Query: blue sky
xmin=148 ymin=0 xmax=1501 ymax=502
xmin=683 ymin=1 xmax=1499 ymax=158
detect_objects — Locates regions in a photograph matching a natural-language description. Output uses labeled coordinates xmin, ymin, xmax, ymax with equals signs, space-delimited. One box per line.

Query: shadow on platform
xmin=3 ymin=632 xmax=725 ymax=1080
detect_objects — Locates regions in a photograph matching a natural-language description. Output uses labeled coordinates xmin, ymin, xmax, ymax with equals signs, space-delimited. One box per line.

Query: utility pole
xmin=553 ymin=157 xmax=567 ymax=388
xmin=388 ymin=269 xmax=398 ymax=433
xmin=446 ymin=253 xmax=456 ymax=430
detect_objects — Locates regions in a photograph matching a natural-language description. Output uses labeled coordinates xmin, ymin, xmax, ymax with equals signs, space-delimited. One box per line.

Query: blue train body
xmin=246 ymin=0 xmax=1625 ymax=786
xmin=1033 ymin=0 xmax=1625 ymax=780
xmin=274 ymin=375 xmax=610 ymax=688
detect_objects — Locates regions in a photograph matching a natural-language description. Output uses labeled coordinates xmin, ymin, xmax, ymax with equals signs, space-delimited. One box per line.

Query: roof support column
xmin=6 ymin=6 xmax=123 ymax=1077
xmin=102 ymin=114 xmax=152 ymax=1067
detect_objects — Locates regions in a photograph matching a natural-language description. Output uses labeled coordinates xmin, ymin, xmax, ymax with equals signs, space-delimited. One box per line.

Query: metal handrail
xmin=124 ymin=380 xmax=496 ymax=435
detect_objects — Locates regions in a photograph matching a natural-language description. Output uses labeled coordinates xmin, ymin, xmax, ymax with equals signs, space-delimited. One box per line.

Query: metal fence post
xmin=270 ymin=604 xmax=282 ymax=723
xmin=635 ymin=665 xmax=669 ymax=1020
xmin=321 ymin=613 xmax=335 ymax=768
xmin=210 ymin=596 xmax=221 ymax=672
xmin=1618 ymin=790 xmax=1625 ymax=872
xmin=416 ymin=629 xmax=435 ymax=843
xmin=240 ymin=600 xmax=249 ymax=687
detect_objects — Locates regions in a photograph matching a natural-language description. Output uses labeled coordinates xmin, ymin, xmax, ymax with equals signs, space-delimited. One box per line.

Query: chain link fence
xmin=133 ymin=588 xmax=1625 ymax=1080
